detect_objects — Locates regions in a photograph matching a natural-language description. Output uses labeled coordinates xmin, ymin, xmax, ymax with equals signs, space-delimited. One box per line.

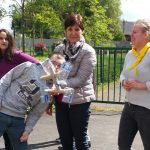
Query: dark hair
xmin=64 ymin=14 xmax=84 ymax=31
xmin=0 ymin=29 xmax=16 ymax=61
xmin=48 ymin=51 xmax=64 ymax=58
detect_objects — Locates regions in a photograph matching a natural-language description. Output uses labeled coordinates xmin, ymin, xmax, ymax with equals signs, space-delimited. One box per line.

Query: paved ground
xmin=0 ymin=103 xmax=143 ymax=150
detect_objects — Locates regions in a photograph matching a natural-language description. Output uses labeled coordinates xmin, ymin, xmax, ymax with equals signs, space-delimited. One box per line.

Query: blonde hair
xmin=135 ymin=19 xmax=150 ymax=40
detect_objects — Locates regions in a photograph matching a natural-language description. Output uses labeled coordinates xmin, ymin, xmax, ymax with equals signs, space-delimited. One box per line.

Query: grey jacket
xmin=54 ymin=42 xmax=97 ymax=104
xmin=0 ymin=62 xmax=49 ymax=133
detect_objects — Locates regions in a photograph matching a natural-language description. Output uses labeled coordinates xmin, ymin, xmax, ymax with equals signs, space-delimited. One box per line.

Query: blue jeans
xmin=118 ymin=102 xmax=150 ymax=150
xmin=55 ymin=101 xmax=91 ymax=150
xmin=3 ymin=132 xmax=13 ymax=150
xmin=0 ymin=112 xmax=28 ymax=150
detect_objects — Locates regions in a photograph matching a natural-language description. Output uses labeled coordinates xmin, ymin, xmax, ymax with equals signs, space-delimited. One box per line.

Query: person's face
xmin=65 ymin=24 xmax=83 ymax=44
xmin=131 ymin=24 xmax=148 ymax=48
xmin=50 ymin=54 xmax=65 ymax=72
xmin=0 ymin=31 xmax=9 ymax=51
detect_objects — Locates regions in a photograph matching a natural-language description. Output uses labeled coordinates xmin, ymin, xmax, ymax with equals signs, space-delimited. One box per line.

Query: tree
xmin=100 ymin=0 xmax=124 ymax=41
xmin=83 ymin=0 xmax=113 ymax=44
xmin=11 ymin=0 xmax=28 ymax=51
xmin=10 ymin=0 xmax=124 ymax=46
xmin=0 ymin=7 xmax=6 ymax=21
xmin=12 ymin=0 xmax=62 ymax=38
xmin=0 ymin=0 xmax=8 ymax=22
xmin=47 ymin=0 xmax=113 ymax=43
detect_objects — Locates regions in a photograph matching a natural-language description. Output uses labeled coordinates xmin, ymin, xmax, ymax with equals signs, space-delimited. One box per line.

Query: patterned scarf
xmin=63 ymin=35 xmax=85 ymax=61
xmin=129 ymin=42 xmax=150 ymax=74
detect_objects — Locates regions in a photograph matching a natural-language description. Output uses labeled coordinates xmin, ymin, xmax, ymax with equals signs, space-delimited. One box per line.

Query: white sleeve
xmin=146 ymin=81 xmax=150 ymax=91
xmin=120 ymin=53 xmax=129 ymax=83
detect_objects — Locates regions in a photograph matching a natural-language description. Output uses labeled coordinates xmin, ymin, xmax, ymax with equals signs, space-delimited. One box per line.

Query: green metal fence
xmin=94 ymin=47 xmax=131 ymax=104
xmin=26 ymin=46 xmax=131 ymax=104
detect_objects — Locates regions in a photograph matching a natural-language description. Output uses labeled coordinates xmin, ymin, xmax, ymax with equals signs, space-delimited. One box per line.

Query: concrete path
xmin=0 ymin=104 xmax=143 ymax=150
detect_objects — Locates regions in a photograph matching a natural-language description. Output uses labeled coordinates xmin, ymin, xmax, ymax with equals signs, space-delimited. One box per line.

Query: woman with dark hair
xmin=54 ymin=14 xmax=96 ymax=150
xmin=0 ymin=28 xmax=38 ymax=150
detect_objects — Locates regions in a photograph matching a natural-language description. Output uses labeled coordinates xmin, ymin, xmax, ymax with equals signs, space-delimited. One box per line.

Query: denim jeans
xmin=0 ymin=112 xmax=28 ymax=150
xmin=118 ymin=102 xmax=150 ymax=150
xmin=55 ymin=101 xmax=91 ymax=150
xmin=3 ymin=132 xmax=13 ymax=150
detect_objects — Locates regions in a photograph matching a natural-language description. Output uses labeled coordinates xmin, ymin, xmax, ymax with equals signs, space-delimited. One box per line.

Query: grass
xmin=96 ymin=52 xmax=126 ymax=84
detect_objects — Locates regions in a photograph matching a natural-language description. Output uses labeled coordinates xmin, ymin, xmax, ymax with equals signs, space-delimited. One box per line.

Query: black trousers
xmin=3 ymin=132 xmax=13 ymax=150
xmin=55 ymin=101 xmax=91 ymax=150
xmin=118 ymin=102 xmax=150 ymax=150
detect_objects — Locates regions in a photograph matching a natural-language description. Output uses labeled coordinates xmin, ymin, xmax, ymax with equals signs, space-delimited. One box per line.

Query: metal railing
xmin=94 ymin=47 xmax=130 ymax=104
xmin=24 ymin=45 xmax=131 ymax=104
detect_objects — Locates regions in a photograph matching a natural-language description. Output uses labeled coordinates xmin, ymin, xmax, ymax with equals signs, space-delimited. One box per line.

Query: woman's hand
xmin=122 ymin=80 xmax=131 ymax=91
xmin=20 ymin=131 xmax=29 ymax=142
xmin=123 ymin=80 xmax=147 ymax=91
xmin=127 ymin=80 xmax=147 ymax=90
xmin=45 ymin=103 xmax=53 ymax=116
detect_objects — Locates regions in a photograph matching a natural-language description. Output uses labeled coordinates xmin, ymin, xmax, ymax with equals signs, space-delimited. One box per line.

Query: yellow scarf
xmin=129 ymin=42 xmax=150 ymax=74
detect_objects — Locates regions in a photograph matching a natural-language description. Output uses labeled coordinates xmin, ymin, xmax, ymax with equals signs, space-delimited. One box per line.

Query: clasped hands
xmin=122 ymin=80 xmax=147 ymax=91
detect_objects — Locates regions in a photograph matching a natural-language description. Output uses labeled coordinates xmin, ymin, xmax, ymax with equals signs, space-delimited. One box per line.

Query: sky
xmin=121 ymin=0 xmax=150 ymax=21
xmin=1 ymin=0 xmax=150 ymax=31
xmin=0 ymin=0 xmax=14 ymax=31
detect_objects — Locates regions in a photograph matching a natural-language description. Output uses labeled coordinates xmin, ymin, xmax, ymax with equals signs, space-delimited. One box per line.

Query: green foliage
xmin=0 ymin=6 xmax=6 ymax=21
xmin=84 ymin=1 xmax=113 ymax=44
xmin=113 ymin=30 xmax=125 ymax=41
xmin=100 ymin=0 xmax=124 ymax=41
xmin=10 ymin=0 xmax=123 ymax=43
